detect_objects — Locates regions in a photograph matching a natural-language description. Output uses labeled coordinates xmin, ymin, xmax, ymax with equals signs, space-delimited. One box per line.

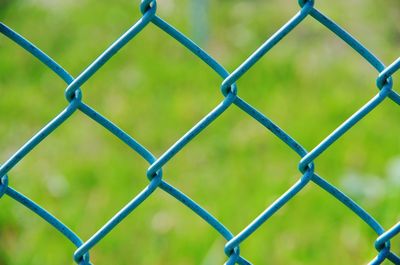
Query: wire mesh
xmin=1 ymin=0 xmax=399 ymax=264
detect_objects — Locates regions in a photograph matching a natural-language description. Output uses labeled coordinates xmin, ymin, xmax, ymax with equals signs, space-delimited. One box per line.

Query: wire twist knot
xmin=140 ymin=0 xmax=157 ymax=15
xmin=65 ymin=87 xmax=83 ymax=103
xmin=0 ymin=174 xmax=8 ymax=198
xmin=74 ymin=250 xmax=92 ymax=265
xmin=298 ymin=0 xmax=315 ymax=8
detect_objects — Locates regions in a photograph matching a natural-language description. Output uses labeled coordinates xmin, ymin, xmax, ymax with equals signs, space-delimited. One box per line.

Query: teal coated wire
xmin=1 ymin=0 xmax=399 ymax=264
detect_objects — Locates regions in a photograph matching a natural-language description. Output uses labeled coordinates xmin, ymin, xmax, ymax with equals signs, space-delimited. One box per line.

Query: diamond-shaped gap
xmin=216 ymin=0 xmax=395 ymax=153
xmin=230 ymin=6 xmax=394 ymax=157
xmin=143 ymin=103 xmax=310 ymax=264
xmin=79 ymin=14 xmax=224 ymax=155
xmin=234 ymin=102 xmax=400 ymax=264
xmin=0 ymin=107 xmax=158 ymax=264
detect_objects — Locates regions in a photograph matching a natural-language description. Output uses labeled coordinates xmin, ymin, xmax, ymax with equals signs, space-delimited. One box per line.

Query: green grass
xmin=0 ymin=0 xmax=399 ymax=264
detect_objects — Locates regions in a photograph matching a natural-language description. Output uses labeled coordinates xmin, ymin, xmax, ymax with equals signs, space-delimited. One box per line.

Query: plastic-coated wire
xmin=0 ymin=0 xmax=399 ymax=264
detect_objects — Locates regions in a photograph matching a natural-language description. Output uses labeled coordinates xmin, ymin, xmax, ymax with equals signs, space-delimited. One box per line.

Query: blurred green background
xmin=0 ymin=0 xmax=399 ymax=264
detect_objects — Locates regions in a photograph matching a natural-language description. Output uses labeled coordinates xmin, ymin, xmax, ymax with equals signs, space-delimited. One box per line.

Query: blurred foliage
xmin=0 ymin=0 xmax=399 ymax=264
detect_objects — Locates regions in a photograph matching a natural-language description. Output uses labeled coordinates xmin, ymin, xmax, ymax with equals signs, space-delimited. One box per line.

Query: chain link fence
xmin=1 ymin=0 xmax=399 ymax=264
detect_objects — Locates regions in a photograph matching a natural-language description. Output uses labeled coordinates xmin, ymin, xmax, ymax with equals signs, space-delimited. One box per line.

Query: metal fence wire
xmin=1 ymin=0 xmax=399 ymax=264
